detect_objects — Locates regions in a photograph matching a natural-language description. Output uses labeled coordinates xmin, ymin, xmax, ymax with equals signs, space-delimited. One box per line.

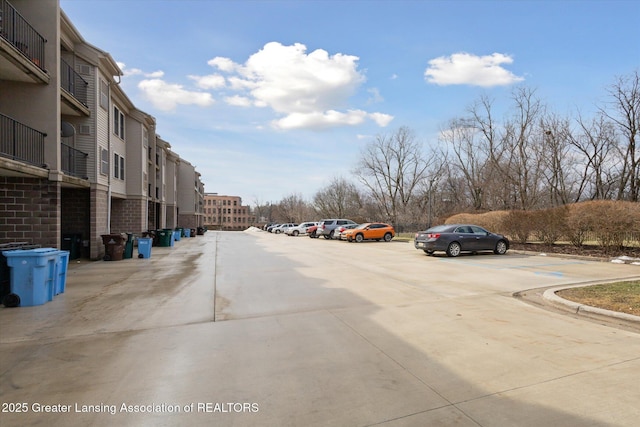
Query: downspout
xmin=106 ymin=81 xmax=111 ymax=234
xmin=106 ymin=73 xmax=122 ymax=234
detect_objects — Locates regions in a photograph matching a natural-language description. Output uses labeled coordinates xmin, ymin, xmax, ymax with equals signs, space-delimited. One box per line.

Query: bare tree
xmin=274 ymin=193 xmax=312 ymax=222
xmin=570 ymin=113 xmax=618 ymax=200
xmin=251 ymin=197 xmax=274 ymax=223
xmin=353 ymin=126 xmax=432 ymax=225
xmin=539 ymin=114 xmax=575 ymax=206
xmin=600 ymin=70 xmax=640 ymax=201
xmin=496 ymin=87 xmax=546 ymax=210
xmin=313 ymin=176 xmax=363 ymax=218
xmin=440 ymin=118 xmax=491 ymax=210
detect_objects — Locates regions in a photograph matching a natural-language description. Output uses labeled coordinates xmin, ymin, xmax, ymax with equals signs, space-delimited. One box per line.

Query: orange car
xmin=343 ymin=223 xmax=395 ymax=243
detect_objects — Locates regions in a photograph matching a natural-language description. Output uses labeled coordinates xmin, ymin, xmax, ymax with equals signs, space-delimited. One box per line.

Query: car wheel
xmin=423 ymin=250 xmax=434 ymax=256
xmin=383 ymin=233 xmax=392 ymax=242
xmin=494 ymin=240 xmax=508 ymax=255
xmin=293 ymin=230 xmax=299 ymax=236
xmin=329 ymin=230 xmax=335 ymax=239
xmin=446 ymin=242 xmax=461 ymax=257
xmin=323 ymin=234 xmax=331 ymax=239
xmin=355 ymin=233 xmax=364 ymax=243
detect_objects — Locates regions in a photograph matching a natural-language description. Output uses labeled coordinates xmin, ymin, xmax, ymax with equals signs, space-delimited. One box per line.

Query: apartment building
xmin=203 ymin=193 xmax=254 ymax=231
xmin=0 ymin=0 xmax=204 ymax=259
xmin=176 ymin=159 xmax=205 ymax=230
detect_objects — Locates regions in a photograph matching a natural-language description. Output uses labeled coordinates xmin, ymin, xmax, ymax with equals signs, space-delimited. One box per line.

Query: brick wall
xmin=178 ymin=214 xmax=197 ymax=229
xmin=0 ymin=177 xmax=61 ymax=248
xmin=111 ymin=198 xmax=146 ymax=234
xmin=61 ymin=188 xmax=91 ymax=257
xmin=90 ymin=187 xmax=108 ymax=260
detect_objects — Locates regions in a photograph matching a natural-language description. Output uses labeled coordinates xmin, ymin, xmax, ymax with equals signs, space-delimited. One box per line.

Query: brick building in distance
xmin=203 ymin=193 xmax=254 ymax=231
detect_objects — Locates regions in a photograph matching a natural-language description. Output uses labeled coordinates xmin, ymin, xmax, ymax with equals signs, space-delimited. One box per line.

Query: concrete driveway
xmin=1 ymin=231 xmax=639 ymax=426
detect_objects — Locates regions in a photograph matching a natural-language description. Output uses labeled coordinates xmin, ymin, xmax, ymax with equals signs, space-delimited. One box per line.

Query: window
xmin=114 ymin=153 xmax=125 ymax=180
xmin=100 ymin=148 xmax=109 ymax=175
xmin=100 ymin=79 xmax=109 ymax=110
xmin=113 ymin=106 xmax=125 ymax=139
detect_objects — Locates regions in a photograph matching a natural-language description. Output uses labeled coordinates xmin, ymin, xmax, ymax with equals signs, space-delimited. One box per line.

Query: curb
xmin=542 ymin=284 xmax=640 ymax=327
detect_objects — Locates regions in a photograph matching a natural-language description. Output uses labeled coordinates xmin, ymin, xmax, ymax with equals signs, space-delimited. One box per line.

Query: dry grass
xmin=557 ymin=281 xmax=640 ymax=316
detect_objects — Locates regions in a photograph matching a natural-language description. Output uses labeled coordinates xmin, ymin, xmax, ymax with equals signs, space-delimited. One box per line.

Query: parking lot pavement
xmin=1 ymin=231 xmax=639 ymax=426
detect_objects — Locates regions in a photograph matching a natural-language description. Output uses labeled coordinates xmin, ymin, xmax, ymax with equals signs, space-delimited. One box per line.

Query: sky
xmin=60 ymin=0 xmax=640 ymax=206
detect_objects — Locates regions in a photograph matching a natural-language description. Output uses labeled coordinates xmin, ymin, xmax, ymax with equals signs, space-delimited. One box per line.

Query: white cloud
xmin=367 ymin=87 xmax=383 ymax=104
xmin=117 ymin=62 xmax=164 ymax=78
xmin=208 ymin=57 xmax=237 ymax=72
xmin=138 ymin=79 xmax=214 ymax=111
xmin=425 ymin=52 xmax=524 ymax=87
xmin=225 ymin=95 xmax=252 ymax=107
xmin=188 ymin=73 xmax=226 ymax=89
xmin=272 ymin=110 xmax=393 ymax=130
xmin=123 ymin=42 xmax=392 ymax=127
xmin=369 ymin=112 xmax=394 ymax=127
xmin=272 ymin=109 xmax=368 ymax=130
xmin=200 ymin=42 xmax=391 ymax=129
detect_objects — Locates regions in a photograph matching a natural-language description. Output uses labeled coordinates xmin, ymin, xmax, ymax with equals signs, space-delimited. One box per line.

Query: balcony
xmin=0 ymin=113 xmax=45 ymax=168
xmin=0 ymin=0 xmax=48 ymax=83
xmin=61 ymin=142 xmax=88 ymax=179
xmin=60 ymin=59 xmax=90 ymax=116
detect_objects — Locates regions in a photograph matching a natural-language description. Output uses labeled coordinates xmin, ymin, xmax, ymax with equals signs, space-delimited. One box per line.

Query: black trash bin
xmin=101 ymin=234 xmax=126 ymax=261
xmin=62 ymin=233 xmax=82 ymax=260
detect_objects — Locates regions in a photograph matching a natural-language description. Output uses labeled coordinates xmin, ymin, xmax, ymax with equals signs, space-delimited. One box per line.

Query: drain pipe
xmin=106 ymin=80 xmax=112 ymax=234
xmin=106 ymin=73 xmax=122 ymax=234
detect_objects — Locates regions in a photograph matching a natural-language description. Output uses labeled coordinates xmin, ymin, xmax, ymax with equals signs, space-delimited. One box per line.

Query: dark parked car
xmin=414 ymin=224 xmax=509 ymax=257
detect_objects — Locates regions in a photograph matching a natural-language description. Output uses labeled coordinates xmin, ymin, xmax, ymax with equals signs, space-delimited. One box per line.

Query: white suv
xmin=285 ymin=222 xmax=318 ymax=236
xmin=274 ymin=223 xmax=297 ymax=234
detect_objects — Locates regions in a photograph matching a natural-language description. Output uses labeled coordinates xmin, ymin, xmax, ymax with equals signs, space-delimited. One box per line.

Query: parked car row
xmin=265 ymin=219 xmax=397 ymax=243
xmin=263 ymin=220 xmax=510 ymax=257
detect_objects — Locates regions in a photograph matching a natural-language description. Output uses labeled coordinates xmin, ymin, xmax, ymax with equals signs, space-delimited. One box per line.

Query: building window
xmin=100 ymin=79 xmax=109 ymax=110
xmin=113 ymin=106 xmax=125 ymax=139
xmin=100 ymin=148 xmax=109 ymax=175
xmin=114 ymin=153 xmax=125 ymax=180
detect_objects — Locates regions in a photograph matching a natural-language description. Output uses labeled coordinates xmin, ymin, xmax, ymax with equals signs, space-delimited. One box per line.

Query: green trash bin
xmin=123 ymin=233 xmax=134 ymax=259
xmin=156 ymin=229 xmax=172 ymax=247
xmin=175 ymin=227 xmax=184 ymax=238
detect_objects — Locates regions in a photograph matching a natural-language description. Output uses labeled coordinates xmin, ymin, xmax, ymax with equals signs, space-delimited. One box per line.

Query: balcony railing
xmin=61 ymin=142 xmax=88 ymax=179
xmin=60 ymin=59 xmax=89 ymax=107
xmin=0 ymin=0 xmax=47 ymax=71
xmin=0 ymin=113 xmax=46 ymax=167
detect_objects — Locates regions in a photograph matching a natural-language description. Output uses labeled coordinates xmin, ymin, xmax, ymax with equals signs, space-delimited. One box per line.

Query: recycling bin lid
xmin=2 ymin=248 xmax=58 ymax=257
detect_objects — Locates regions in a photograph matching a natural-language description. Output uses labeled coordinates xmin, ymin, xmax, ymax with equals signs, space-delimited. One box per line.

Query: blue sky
xmin=60 ymin=0 xmax=640 ymax=205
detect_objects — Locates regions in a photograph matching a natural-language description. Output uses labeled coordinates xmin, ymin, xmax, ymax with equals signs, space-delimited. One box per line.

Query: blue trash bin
xmin=54 ymin=250 xmax=70 ymax=295
xmin=137 ymin=237 xmax=153 ymax=259
xmin=169 ymin=231 xmax=175 ymax=247
xmin=2 ymin=248 xmax=59 ymax=307
xmin=184 ymin=228 xmax=191 ymax=238
xmin=173 ymin=230 xmax=181 ymax=241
